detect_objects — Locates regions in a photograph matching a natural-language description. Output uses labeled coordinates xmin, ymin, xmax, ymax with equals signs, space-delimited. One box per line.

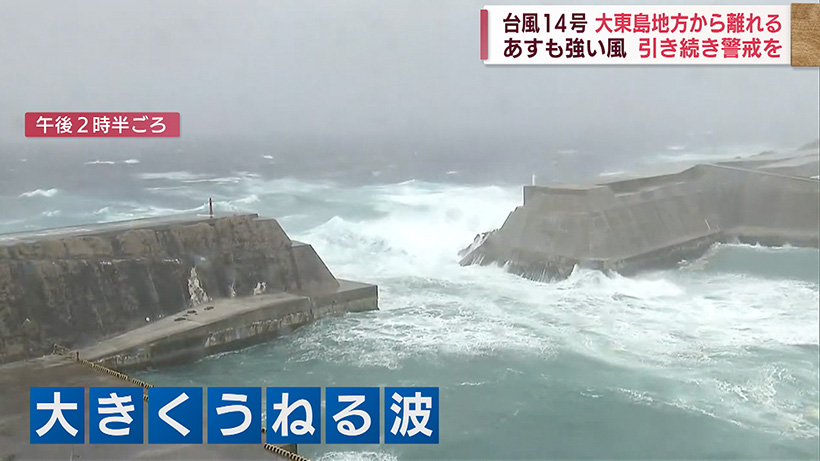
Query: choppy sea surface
xmin=2 ymin=142 xmax=818 ymax=459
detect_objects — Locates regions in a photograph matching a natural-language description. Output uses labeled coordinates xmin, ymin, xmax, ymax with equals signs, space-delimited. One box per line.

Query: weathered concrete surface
xmin=80 ymin=281 xmax=377 ymax=372
xmin=0 ymin=355 xmax=290 ymax=460
xmin=461 ymin=144 xmax=820 ymax=281
xmin=0 ymin=214 xmax=378 ymax=365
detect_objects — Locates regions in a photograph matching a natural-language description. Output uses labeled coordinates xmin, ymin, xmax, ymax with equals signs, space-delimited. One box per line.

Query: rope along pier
xmin=52 ymin=344 xmax=309 ymax=461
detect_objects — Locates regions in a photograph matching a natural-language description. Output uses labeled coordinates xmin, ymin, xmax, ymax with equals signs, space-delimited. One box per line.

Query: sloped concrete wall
xmin=729 ymin=168 xmax=819 ymax=242
xmin=0 ymin=215 xmax=341 ymax=363
xmin=290 ymin=242 xmax=341 ymax=295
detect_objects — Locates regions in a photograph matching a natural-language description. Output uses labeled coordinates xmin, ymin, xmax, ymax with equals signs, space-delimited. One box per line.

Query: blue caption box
xmin=30 ymin=385 xmax=441 ymax=445
xmin=326 ymin=387 xmax=380 ymax=444
xmin=384 ymin=387 xmax=439 ymax=444
xmin=148 ymin=387 xmax=203 ymax=444
xmin=30 ymin=387 xmax=85 ymax=444
xmin=207 ymin=387 xmax=261 ymax=444
xmin=266 ymin=387 xmax=321 ymax=444
xmin=89 ymin=387 xmax=144 ymax=444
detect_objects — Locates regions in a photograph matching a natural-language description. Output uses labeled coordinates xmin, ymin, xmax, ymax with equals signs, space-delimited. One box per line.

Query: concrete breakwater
xmin=0 ymin=214 xmax=378 ymax=365
xmin=460 ymin=145 xmax=820 ymax=281
xmin=79 ymin=281 xmax=376 ymax=372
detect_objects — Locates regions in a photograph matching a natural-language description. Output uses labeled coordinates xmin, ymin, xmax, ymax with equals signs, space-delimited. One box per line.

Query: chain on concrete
xmin=52 ymin=344 xmax=153 ymax=389
xmin=52 ymin=344 xmax=306 ymax=460
xmin=263 ymin=443 xmax=311 ymax=461
xmin=260 ymin=428 xmax=307 ymax=461
xmin=79 ymin=358 xmax=154 ymax=390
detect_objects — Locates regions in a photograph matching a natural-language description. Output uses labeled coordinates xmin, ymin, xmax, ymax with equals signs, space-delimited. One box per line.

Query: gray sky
xmin=0 ymin=0 xmax=817 ymax=151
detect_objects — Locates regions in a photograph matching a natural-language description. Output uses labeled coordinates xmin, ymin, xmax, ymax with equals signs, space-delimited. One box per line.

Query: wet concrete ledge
xmin=0 ymin=355 xmax=294 ymax=460
xmin=81 ymin=280 xmax=378 ymax=372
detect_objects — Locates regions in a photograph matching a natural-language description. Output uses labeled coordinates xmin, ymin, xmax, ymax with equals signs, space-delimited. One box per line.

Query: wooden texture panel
xmin=792 ymin=3 xmax=820 ymax=66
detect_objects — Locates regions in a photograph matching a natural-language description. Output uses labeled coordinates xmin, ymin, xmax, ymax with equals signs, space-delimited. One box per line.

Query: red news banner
xmin=25 ymin=112 xmax=180 ymax=137
xmin=480 ymin=5 xmax=791 ymax=65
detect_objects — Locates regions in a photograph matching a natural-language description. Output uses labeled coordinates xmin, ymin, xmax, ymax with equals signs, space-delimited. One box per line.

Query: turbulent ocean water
xmin=2 ymin=143 xmax=818 ymax=459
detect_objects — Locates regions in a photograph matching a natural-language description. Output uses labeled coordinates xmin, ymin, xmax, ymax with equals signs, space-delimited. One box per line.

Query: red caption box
xmin=25 ymin=112 xmax=180 ymax=137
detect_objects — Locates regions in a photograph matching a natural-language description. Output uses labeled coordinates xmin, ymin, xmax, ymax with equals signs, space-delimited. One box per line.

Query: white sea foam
xmin=90 ymin=203 xmax=207 ymax=223
xmin=232 ymin=194 xmax=259 ymax=205
xmin=139 ymin=171 xmax=209 ymax=181
xmin=235 ymin=176 xmax=336 ymax=199
xmin=181 ymin=176 xmax=243 ymax=185
xmin=275 ymin=179 xmax=818 ymax=439
xmin=139 ymin=170 xmax=266 ymax=186
xmin=19 ymin=188 xmax=59 ymax=198
xmin=145 ymin=186 xmax=189 ymax=193
xmin=85 ymin=160 xmax=115 ymax=165
xmin=314 ymin=451 xmax=398 ymax=461
xmin=710 ymin=241 xmax=799 ymax=252
xmin=123 ymin=159 xmax=140 ymax=164
xmin=644 ymin=144 xmax=778 ymax=165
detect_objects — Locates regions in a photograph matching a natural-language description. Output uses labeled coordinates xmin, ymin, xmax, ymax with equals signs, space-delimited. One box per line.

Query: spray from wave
xmin=277 ymin=179 xmax=818 ymax=439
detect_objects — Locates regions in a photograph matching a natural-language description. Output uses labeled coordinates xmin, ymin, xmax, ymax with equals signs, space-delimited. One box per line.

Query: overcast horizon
xmin=1 ymin=0 xmax=818 ymax=162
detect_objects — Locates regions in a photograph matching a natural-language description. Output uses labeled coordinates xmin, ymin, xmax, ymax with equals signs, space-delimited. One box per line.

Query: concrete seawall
xmin=0 ymin=214 xmax=378 ymax=365
xmin=461 ymin=146 xmax=820 ymax=280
